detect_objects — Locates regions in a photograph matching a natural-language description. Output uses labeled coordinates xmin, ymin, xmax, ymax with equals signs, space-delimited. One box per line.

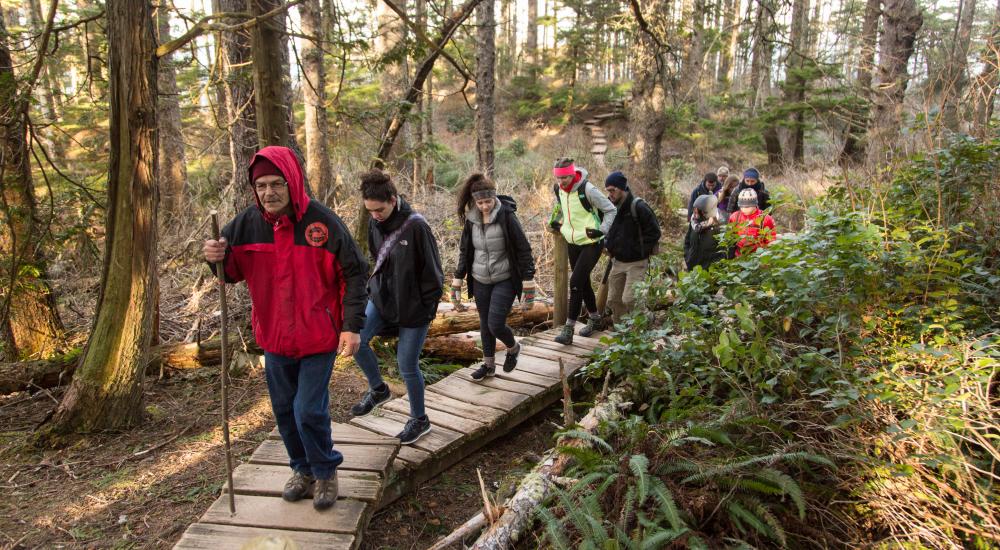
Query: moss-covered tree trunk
xmin=0 ymin=4 xmax=64 ymax=362
xmin=44 ymin=0 xmax=158 ymax=435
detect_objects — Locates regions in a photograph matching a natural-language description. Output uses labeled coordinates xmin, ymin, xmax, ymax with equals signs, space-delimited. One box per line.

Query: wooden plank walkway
xmin=174 ymin=327 xmax=605 ymax=549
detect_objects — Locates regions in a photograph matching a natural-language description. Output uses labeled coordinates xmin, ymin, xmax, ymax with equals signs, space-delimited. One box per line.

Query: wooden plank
xmin=517 ymin=345 xmax=586 ymax=368
xmin=453 ymin=368 xmax=546 ymax=396
xmin=201 ymin=494 xmax=367 ymax=534
xmin=590 ymin=145 xmax=608 ymax=154
xmin=350 ymin=409 xmax=466 ymax=455
xmin=527 ymin=339 xmax=596 ymax=357
xmin=491 ymin=362 xmax=561 ymax=387
xmin=250 ymin=441 xmax=396 ymax=474
xmin=268 ymin=422 xmax=397 ymax=445
xmin=174 ymin=523 xmax=354 ymax=550
xmin=505 ymin=354 xmax=566 ymax=379
xmin=532 ymin=329 xmax=606 ymax=350
xmin=426 ymin=375 xmax=529 ymax=411
xmin=394 ymin=444 xmax=431 ymax=467
xmin=227 ymin=464 xmax=382 ymax=502
xmin=421 ymin=390 xmax=508 ymax=421
xmin=383 ymin=398 xmax=487 ymax=435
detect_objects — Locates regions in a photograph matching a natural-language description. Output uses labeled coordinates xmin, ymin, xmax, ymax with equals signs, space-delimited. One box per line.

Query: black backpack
xmin=552 ymin=181 xmax=604 ymax=220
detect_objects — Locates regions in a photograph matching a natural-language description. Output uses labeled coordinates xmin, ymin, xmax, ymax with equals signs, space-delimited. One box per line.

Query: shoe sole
xmin=350 ymin=392 xmax=392 ymax=418
xmin=399 ymin=425 xmax=432 ymax=445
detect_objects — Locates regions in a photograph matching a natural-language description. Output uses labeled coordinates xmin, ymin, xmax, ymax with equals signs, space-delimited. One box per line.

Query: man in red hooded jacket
xmin=203 ymin=146 xmax=368 ymax=511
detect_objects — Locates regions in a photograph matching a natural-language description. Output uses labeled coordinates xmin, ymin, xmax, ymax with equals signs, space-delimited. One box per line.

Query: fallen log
xmin=465 ymin=385 xmax=632 ymax=549
xmin=422 ymin=331 xmax=504 ymax=361
xmin=429 ymin=302 xmax=552 ymax=337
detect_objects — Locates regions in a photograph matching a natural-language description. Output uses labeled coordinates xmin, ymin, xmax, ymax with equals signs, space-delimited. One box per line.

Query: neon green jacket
xmin=549 ymin=168 xmax=617 ymax=246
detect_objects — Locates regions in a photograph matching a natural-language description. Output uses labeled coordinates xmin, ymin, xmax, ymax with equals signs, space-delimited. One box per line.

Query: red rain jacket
xmin=728 ymin=208 xmax=776 ymax=257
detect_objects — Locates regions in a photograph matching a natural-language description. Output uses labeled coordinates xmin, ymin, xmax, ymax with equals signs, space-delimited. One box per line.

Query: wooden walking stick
xmin=210 ymin=210 xmax=237 ymax=515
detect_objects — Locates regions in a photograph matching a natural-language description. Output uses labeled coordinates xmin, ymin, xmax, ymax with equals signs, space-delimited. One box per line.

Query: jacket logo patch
xmin=305 ymin=222 xmax=329 ymax=247
xmin=399 ymin=240 xmax=408 ymax=246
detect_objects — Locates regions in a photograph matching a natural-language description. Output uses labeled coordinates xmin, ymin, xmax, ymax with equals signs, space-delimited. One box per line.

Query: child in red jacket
xmin=728 ymin=188 xmax=775 ymax=257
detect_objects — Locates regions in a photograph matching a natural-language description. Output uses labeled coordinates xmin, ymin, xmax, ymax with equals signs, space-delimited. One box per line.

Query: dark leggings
xmin=567 ymin=242 xmax=602 ymax=322
xmin=472 ymin=278 xmax=517 ymax=357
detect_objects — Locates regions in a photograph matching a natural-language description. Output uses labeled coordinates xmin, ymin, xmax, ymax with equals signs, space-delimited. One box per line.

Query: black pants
xmin=472 ymin=278 xmax=517 ymax=357
xmin=567 ymin=242 xmax=602 ymax=322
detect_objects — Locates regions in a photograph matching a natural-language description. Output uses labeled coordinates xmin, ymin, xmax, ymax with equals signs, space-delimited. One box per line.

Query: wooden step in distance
xmin=201 ymin=494 xmax=367 ymax=534
xmin=250 ymin=441 xmax=397 ymax=474
xmin=591 ymin=145 xmax=608 ymax=154
xmin=227 ymin=464 xmax=382 ymax=502
xmin=594 ymin=112 xmax=617 ymax=120
xmin=175 ymin=523 xmax=354 ymax=550
xmin=350 ymin=408 xmax=466 ymax=455
xmin=584 ymin=118 xmax=599 ymax=125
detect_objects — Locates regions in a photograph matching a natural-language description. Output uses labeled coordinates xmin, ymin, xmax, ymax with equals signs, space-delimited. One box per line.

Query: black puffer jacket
xmin=726 ymin=180 xmax=771 ymax=213
xmin=455 ymin=197 xmax=536 ymax=298
xmin=606 ymin=193 xmax=661 ymax=263
xmin=368 ymin=197 xmax=444 ymax=328
xmin=683 ymin=218 xmax=725 ymax=270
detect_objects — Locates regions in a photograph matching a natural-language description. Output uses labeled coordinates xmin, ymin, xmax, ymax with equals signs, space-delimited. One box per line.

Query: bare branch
xmin=155 ymin=0 xmax=304 ymax=59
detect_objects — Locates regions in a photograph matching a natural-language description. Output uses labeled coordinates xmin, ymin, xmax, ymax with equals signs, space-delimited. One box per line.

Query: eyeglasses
xmin=254 ymin=180 xmax=288 ymax=193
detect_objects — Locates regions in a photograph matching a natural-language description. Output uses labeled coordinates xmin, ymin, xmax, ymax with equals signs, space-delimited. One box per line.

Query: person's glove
xmin=450 ymin=278 xmax=463 ymax=305
xmin=521 ymin=280 xmax=536 ymax=310
xmin=586 ymin=228 xmax=604 ymax=239
xmin=549 ymin=220 xmax=562 ymax=232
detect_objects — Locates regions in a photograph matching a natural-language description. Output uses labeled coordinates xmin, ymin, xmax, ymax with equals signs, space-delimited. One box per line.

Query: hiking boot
xmin=579 ymin=316 xmax=600 ymax=337
xmin=502 ymin=343 xmax=520 ymax=373
xmin=313 ymin=474 xmax=338 ymax=511
xmin=282 ymin=471 xmax=314 ymax=502
xmin=470 ymin=363 xmax=495 ymax=381
xmin=554 ymin=324 xmax=574 ymax=345
xmin=350 ymin=384 xmax=391 ymax=417
xmin=396 ymin=416 xmax=432 ymax=445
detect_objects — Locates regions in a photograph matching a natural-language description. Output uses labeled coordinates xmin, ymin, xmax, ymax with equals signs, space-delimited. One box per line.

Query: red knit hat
xmin=250 ymin=156 xmax=284 ymax=183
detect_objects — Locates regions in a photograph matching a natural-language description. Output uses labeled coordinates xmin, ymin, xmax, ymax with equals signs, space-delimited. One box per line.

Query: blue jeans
xmin=354 ymin=300 xmax=429 ymax=419
xmin=264 ymin=351 xmax=343 ymax=480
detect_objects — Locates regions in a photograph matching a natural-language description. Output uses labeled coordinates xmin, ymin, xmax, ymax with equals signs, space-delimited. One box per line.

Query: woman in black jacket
xmin=684 ymin=194 xmax=725 ymax=270
xmin=451 ymin=174 xmax=536 ymax=380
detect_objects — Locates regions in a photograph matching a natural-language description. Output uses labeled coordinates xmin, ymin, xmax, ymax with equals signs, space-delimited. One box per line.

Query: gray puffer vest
xmin=468 ymin=201 xmax=511 ymax=285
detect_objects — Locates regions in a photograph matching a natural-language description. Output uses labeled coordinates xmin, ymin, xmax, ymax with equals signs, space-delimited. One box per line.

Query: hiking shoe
xmin=282 ymin=471 xmax=314 ymax=502
xmin=396 ymin=416 xmax=432 ymax=445
xmin=502 ymin=343 xmax=520 ymax=373
xmin=471 ymin=363 xmax=495 ymax=381
xmin=350 ymin=384 xmax=391 ymax=417
xmin=554 ymin=325 xmax=574 ymax=345
xmin=579 ymin=316 xmax=600 ymax=337
xmin=313 ymin=474 xmax=338 ymax=511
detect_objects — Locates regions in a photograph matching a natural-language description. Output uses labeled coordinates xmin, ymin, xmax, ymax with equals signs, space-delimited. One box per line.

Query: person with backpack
xmin=603 ymin=172 xmax=661 ymax=323
xmin=450 ymin=174 xmax=536 ymax=380
xmin=350 ymin=170 xmax=444 ymax=445
xmin=728 ymin=188 xmax=776 ymax=257
xmin=687 ymin=172 xmax=721 ymax=218
xmin=548 ymin=158 xmax=617 ymax=345
xmin=684 ymin=194 xmax=726 ymax=270
xmin=727 ymin=167 xmax=771 ymax=214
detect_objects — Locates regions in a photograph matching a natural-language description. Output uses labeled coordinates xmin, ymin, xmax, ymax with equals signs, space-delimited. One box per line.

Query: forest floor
xmin=0 ymin=360 xmax=561 ymax=549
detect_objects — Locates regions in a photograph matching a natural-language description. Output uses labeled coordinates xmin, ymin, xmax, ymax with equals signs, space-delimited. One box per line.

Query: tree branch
xmin=155 ymin=0 xmax=304 ymax=59
xmin=381 ymin=0 xmax=476 ymax=84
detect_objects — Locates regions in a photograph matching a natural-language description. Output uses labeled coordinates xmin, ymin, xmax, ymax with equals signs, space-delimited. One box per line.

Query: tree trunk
xmin=971 ymin=0 xmax=1000 ymax=138
xmin=840 ymin=0 xmax=880 ymax=163
xmin=428 ymin=302 xmax=551 ymax=337
xmin=941 ymin=0 xmax=978 ymax=131
xmin=215 ymin=0 xmax=258 ymax=216
xmin=867 ymin=0 xmax=923 ymax=166
xmin=0 ymin=13 xmax=64 ymax=362
xmin=475 ymin=0 xmax=496 ymax=178
xmin=626 ymin=0 xmax=668 ymax=204
xmin=44 ymin=0 xmax=159 ymax=435
xmin=525 ymin=0 xmax=538 ymax=67
xmin=251 ymin=0 xmax=297 ymax=150
xmin=77 ymin=0 xmax=106 ymax=96
xmin=422 ymin=331 xmax=506 ymax=361
xmin=300 ymin=0 xmax=332 ymax=198
xmin=26 ymin=0 xmax=64 ymax=163
xmin=156 ymin=5 xmax=188 ymax=216
xmin=783 ymin=0 xmax=809 ymax=164
xmin=412 ymin=0 xmax=426 ymax=194
xmin=375 ymin=0 xmax=410 ymax=175
xmin=718 ymin=0 xmax=737 ymax=88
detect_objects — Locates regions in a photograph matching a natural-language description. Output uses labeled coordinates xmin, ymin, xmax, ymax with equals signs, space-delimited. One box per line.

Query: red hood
xmin=249 ymin=146 xmax=310 ymax=223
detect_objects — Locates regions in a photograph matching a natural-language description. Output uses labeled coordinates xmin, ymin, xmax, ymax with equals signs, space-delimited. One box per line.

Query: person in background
xmin=350 ymin=170 xmax=444 ymax=446
xmin=451 ymin=173 xmax=536 ymax=380
xmin=548 ymin=157 xmax=617 ymax=345
xmin=727 ymin=167 xmax=771 ymax=214
xmin=717 ymin=165 xmax=731 ymax=186
xmin=728 ymin=188 xmax=776 ymax=257
xmin=717 ymin=174 xmax=741 ymax=222
xmin=684 ymin=194 xmax=725 ymax=270
xmin=603 ymin=171 xmax=661 ymax=323
xmin=687 ymin=172 xmax=721 ymax=218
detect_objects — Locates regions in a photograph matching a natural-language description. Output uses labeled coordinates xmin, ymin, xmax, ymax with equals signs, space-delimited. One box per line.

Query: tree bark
xmin=428 ymin=302 xmax=551 ymax=338
xmin=214 ymin=0 xmax=258 ymax=216
xmin=525 ymin=0 xmax=538 ymax=67
xmin=840 ymin=0 xmax=880 ymax=163
xmin=300 ymin=0 xmax=332 ymax=198
xmin=626 ymin=0 xmax=667 ymax=204
xmin=475 ymin=0 xmax=496 ymax=179
xmin=156 ymin=5 xmax=189 ymax=216
xmin=941 ymin=0 xmax=978 ymax=131
xmin=0 ymin=12 xmax=64 ymax=362
xmin=422 ymin=331 xmax=506 ymax=361
xmin=44 ymin=0 xmax=159 ymax=435
xmin=867 ymin=0 xmax=923 ymax=166
xmin=783 ymin=0 xmax=809 ymax=164
xmin=412 ymin=0 xmax=426 ymax=194
xmin=251 ymin=0 xmax=297 ymax=150
xmin=971 ymin=0 xmax=1000 ymax=138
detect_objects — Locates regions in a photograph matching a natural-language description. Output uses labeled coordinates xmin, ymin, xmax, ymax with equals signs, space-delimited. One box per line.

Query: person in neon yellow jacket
xmin=548 ymin=158 xmax=617 ymax=344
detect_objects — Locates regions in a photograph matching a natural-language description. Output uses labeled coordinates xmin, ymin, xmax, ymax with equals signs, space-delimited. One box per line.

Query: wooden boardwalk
xmin=173 ymin=327 xmax=605 ymax=549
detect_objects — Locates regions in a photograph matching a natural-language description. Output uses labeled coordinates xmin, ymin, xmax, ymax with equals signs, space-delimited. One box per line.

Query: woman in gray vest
xmin=451 ymin=174 xmax=537 ymax=380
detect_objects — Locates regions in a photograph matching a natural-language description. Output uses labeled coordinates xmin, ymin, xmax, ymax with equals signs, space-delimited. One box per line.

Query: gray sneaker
xmin=282 ymin=471 xmax=314 ymax=502
xmin=313 ymin=474 xmax=338 ymax=511
xmin=554 ymin=324 xmax=574 ymax=345
xmin=579 ymin=316 xmax=600 ymax=337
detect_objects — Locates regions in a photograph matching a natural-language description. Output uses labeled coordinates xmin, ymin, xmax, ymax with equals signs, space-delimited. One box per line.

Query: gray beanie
xmin=737 ymin=188 xmax=759 ymax=208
